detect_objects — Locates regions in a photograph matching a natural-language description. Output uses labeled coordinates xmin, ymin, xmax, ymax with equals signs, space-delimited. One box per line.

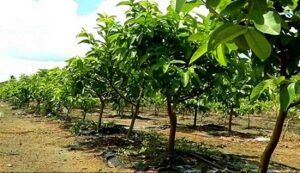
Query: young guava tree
xmin=187 ymin=0 xmax=300 ymax=171
xmin=116 ymin=0 xmax=222 ymax=158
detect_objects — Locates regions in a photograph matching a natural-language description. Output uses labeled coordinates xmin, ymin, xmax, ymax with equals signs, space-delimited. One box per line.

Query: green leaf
xmin=220 ymin=0 xmax=246 ymax=15
xmin=280 ymin=83 xmax=296 ymax=111
xmin=108 ymin=33 xmax=120 ymax=42
xmin=116 ymin=1 xmax=132 ymax=6
xmin=250 ymin=79 xmax=272 ymax=100
xmin=183 ymin=71 xmax=190 ymax=87
xmin=170 ymin=0 xmax=186 ymax=13
xmin=254 ymin=11 xmax=282 ymax=35
xmin=208 ymin=24 xmax=248 ymax=50
xmin=188 ymin=33 xmax=203 ymax=42
xmin=250 ymin=76 xmax=286 ymax=100
xmin=188 ymin=66 xmax=200 ymax=83
xmin=189 ymin=43 xmax=208 ymax=64
xmin=206 ymin=0 xmax=231 ymax=13
xmin=244 ymin=29 xmax=272 ymax=61
xmin=163 ymin=63 xmax=170 ymax=73
xmin=249 ymin=0 xmax=267 ymax=23
xmin=182 ymin=0 xmax=202 ymax=13
xmin=291 ymin=74 xmax=300 ymax=82
xmin=234 ymin=35 xmax=249 ymax=51
xmin=170 ymin=60 xmax=186 ymax=64
xmin=216 ymin=44 xmax=227 ymax=66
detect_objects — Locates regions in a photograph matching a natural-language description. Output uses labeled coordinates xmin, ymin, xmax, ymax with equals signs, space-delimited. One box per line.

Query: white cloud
xmin=0 ymin=0 xmax=99 ymax=81
xmin=0 ymin=56 xmax=65 ymax=82
xmin=0 ymin=0 xmax=97 ymax=61
xmin=0 ymin=0 xmax=208 ymax=82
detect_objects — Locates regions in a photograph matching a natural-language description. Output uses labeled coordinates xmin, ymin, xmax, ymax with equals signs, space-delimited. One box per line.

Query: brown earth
xmin=1 ymin=102 xmax=300 ymax=172
xmin=87 ymin=108 xmax=300 ymax=171
xmin=0 ymin=103 xmax=130 ymax=172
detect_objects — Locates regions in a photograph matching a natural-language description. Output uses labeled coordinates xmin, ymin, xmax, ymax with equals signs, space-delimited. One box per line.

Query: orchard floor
xmin=0 ymin=103 xmax=128 ymax=172
xmin=1 ymin=103 xmax=300 ymax=172
xmin=86 ymin=107 xmax=300 ymax=171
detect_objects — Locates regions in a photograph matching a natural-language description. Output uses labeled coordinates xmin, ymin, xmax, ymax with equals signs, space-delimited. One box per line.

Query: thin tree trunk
xmin=131 ymin=104 xmax=134 ymax=118
xmin=167 ymin=95 xmax=177 ymax=157
xmin=193 ymin=105 xmax=198 ymax=128
xmin=127 ymin=102 xmax=140 ymax=137
xmin=259 ymin=50 xmax=289 ymax=173
xmin=259 ymin=110 xmax=287 ymax=173
xmin=35 ymin=100 xmax=41 ymax=114
xmin=247 ymin=114 xmax=251 ymax=129
xmin=228 ymin=104 xmax=233 ymax=134
xmin=66 ymin=107 xmax=72 ymax=121
xmin=83 ymin=112 xmax=87 ymax=121
xmin=97 ymin=98 xmax=105 ymax=131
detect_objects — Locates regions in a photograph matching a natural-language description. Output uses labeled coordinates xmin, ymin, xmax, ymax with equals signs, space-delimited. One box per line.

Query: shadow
xmin=16 ymin=107 xmax=300 ymax=173
xmin=176 ymin=124 xmax=262 ymax=139
xmin=61 ymin=125 xmax=264 ymax=172
xmin=270 ymin=161 xmax=300 ymax=171
xmin=108 ymin=114 xmax=152 ymax=121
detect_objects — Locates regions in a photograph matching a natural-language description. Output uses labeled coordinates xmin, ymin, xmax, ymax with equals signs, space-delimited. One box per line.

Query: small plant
xmin=70 ymin=119 xmax=97 ymax=135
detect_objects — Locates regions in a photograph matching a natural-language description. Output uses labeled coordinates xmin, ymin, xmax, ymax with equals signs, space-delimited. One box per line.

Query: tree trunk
xmin=167 ymin=95 xmax=177 ymax=157
xmin=131 ymin=104 xmax=134 ymax=118
xmin=154 ymin=104 xmax=158 ymax=115
xmin=193 ymin=105 xmax=198 ymax=128
xmin=83 ymin=112 xmax=87 ymax=121
xmin=127 ymin=102 xmax=140 ymax=137
xmin=35 ymin=100 xmax=41 ymax=114
xmin=259 ymin=110 xmax=288 ymax=173
xmin=97 ymin=99 xmax=105 ymax=131
xmin=66 ymin=107 xmax=72 ymax=121
xmin=228 ymin=104 xmax=233 ymax=134
xmin=247 ymin=114 xmax=251 ymax=129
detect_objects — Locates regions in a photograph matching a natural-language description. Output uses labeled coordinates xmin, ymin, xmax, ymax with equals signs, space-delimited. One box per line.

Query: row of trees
xmin=0 ymin=0 xmax=299 ymax=172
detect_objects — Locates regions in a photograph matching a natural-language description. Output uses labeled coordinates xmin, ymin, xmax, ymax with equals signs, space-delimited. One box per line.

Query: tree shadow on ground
xmin=176 ymin=124 xmax=264 ymax=139
xmin=49 ymin=113 xmax=299 ymax=172
xmin=107 ymin=114 xmax=152 ymax=120
xmin=59 ymin=122 xmax=299 ymax=173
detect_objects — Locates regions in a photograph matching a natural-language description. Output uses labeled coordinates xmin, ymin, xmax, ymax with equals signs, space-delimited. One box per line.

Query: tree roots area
xmin=0 ymin=103 xmax=300 ymax=172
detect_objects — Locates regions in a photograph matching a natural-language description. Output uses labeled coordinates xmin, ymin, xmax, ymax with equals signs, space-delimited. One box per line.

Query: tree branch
xmin=177 ymin=83 xmax=213 ymax=102
xmin=108 ymin=79 xmax=136 ymax=106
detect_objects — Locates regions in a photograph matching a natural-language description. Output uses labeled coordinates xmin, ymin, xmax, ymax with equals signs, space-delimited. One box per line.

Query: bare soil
xmin=0 ymin=103 xmax=128 ymax=172
xmin=87 ymin=108 xmax=300 ymax=170
xmin=1 ymin=103 xmax=300 ymax=172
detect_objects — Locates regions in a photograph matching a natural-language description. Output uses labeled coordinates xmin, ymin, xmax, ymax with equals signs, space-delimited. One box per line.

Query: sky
xmin=0 ymin=0 xmax=206 ymax=82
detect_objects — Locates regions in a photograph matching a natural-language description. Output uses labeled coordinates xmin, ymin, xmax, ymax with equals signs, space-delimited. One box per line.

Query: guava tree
xmin=66 ymin=56 xmax=111 ymax=128
xmin=3 ymin=75 xmax=32 ymax=108
xmin=212 ymin=57 xmax=253 ymax=133
xmin=117 ymin=0 xmax=222 ymax=158
xmin=187 ymin=0 xmax=300 ymax=171
xmin=78 ymin=13 xmax=148 ymax=136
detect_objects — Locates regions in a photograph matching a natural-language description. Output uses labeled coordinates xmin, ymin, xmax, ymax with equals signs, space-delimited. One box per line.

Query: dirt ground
xmin=87 ymin=108 xmax=300 ymax=171
xmin=0 ymin=103 xmax=128 ymax=172
xmin=1 ymin=103 xmax=300 ymax=172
